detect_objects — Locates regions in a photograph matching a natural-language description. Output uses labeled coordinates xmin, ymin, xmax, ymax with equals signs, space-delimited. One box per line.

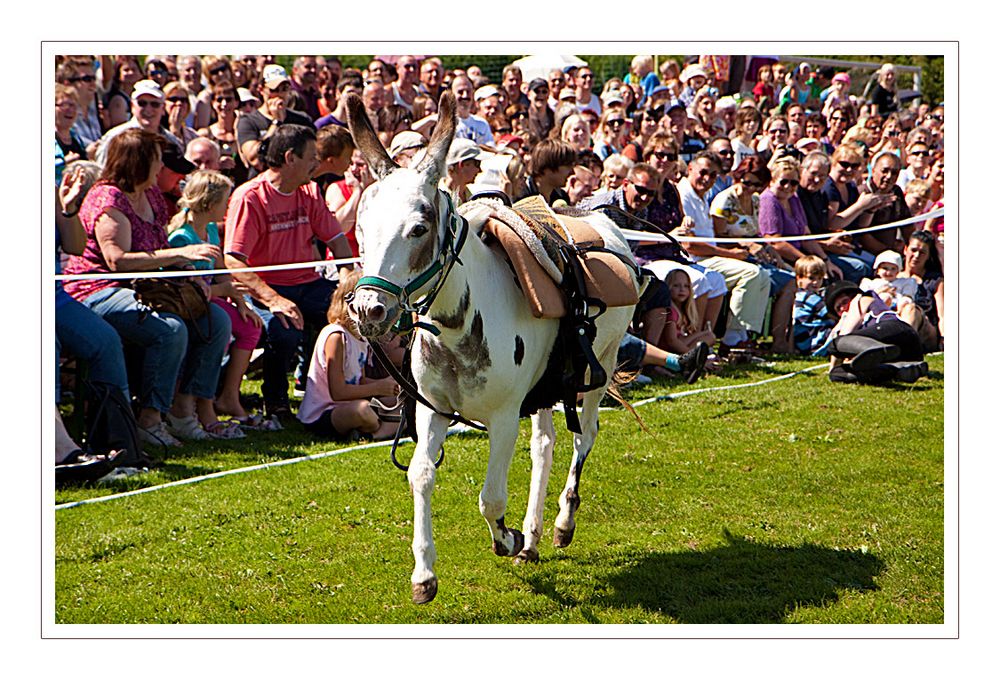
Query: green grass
xmin=54 ymin=354 xmax=944 ymax=624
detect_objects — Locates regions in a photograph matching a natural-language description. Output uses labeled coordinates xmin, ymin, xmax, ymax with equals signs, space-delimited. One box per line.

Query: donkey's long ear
xmin=414 ymin=90 xmax=457 ymax=186
xmin=344 ymin=93 xmax=398 ymax=180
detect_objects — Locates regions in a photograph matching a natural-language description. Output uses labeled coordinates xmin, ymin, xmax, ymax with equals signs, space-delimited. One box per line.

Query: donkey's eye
xmin=409 ymin=223 xmax=429 ymax=238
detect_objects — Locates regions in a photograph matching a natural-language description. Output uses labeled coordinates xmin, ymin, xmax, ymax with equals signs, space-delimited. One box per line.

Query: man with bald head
xmin=186 ymin=137 xmax=223 ymax=171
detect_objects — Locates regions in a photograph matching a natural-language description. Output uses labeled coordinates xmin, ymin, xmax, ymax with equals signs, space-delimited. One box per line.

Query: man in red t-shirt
xmin=225 ymin=124 xmax=355 ymax=417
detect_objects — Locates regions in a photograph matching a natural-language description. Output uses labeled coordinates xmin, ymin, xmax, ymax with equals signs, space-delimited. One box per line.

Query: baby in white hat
xmin=860 ymin=249 xmax=918 ymax=309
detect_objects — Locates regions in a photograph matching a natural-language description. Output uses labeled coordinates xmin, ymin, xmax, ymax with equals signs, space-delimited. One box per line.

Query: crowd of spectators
xmin=54 ymin=53 xmax=946 ymax=474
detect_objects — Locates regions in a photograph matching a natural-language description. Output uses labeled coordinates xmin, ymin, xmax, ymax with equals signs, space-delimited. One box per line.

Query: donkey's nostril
xmin=368 ymin=304 xmax=386 ymax=323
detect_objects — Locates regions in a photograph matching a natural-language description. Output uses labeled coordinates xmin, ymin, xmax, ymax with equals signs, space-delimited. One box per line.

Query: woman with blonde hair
xmin=560 ymin=113 xmax=593 ymax=153
xmin=167 ymin=170 xmax=266 ymax=433
xmin=592 ymin=109 xmax=630 ymax=160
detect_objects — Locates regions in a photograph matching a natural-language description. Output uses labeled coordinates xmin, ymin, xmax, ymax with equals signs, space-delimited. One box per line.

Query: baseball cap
xmin=474 ymin=85 xmax=499 ymax=101
xmin=558 ymin=89 xmax=577 ymax=101
xmin=237 ymin=87 xmax=259 ymax=104
xmin=679 ymin=64 xmax=708 ymax=83
xmin=832 ymin=72 xmax=851 ymax=85
xmin=527 ymin=78 xmax=548 ymax=93
xmin=388 ymin=131 xmax=426 ymax=160
xmin=131 ymin=79 xmax=164 ymax=101
xmin=446 ymin=138 xmax=482 ymax=166
xmin=263 ymin=64 xmax=290 ymax=89
xmin=601 ymin=90 xmax=624 ymax=106
xmin=161 ymin=143 xmax=195 ymax=175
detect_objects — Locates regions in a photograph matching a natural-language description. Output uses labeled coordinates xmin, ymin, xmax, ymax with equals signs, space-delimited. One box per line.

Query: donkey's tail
xmin=605 ymin=368 xmax=653 ymax=436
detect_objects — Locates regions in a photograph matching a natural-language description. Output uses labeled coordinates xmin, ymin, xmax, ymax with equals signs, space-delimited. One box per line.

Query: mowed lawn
xmin=54 ymin=355 xmax=945 ymax=625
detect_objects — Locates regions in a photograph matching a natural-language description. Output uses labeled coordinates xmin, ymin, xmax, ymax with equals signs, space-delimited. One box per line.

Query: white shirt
xmin=455 ymin=113 xmax=495 ymax=145
xmin=678 ymin=177 xmax=714 ymax=260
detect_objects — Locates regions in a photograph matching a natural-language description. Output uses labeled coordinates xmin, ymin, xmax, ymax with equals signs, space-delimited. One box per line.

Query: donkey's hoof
xmin=412 ymin=577 xmax=438 ymax=604
xmin=514 ymin=547 xmax=539 ymax=564
xmin=553 ymin=525 xmax=575 ymax=548
xmin=492 ymin=529 xmax=525 ymax=557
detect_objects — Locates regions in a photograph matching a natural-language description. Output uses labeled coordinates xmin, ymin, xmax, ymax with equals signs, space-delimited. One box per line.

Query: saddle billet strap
xmin=369 ymin=337 xmax=487 ymax=433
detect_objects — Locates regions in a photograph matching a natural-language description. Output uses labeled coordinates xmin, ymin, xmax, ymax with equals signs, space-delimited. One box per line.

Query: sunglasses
xmin=777 ymin=178 xmax=800 ymax=188
xmin=70 ymin=74 xmax=96 ymax=83
xmin=209 ymin=65 xmax=229 ymax=76
xmin=838 ymin=160 xmax=861 ymax=171
xmin=742 ymin=179 xmax=763 ymax=190
xmin=579 ymin=73 xmax=593 ymax=80
xmin=769 ymin=127 xmax=789 ymax=134
xmin=651 ymin=150 xmax=678 ymax=161
xmin=632 ymin=185 xmax=656 ymax=198
xmin=607 ymin=119 xmax=625 ymax=127
xmin=137 ymin=99 xmax=162 ymax=109
xmin=166 ymin=96 xmax=187 ymax=104
xmin=928 ymin=114 xmax=944 ymax=121
xmin=716 ymin=149 xmax=735 ymax=156
xmin=148 ymin=69 xmax=167 ymax=77
xmin=910 ymin=149 xmax=931 ymax=157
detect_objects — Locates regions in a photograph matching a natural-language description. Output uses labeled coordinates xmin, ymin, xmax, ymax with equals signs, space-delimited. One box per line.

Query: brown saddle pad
xmin=483 ymin=197 xmax=639 ymax=319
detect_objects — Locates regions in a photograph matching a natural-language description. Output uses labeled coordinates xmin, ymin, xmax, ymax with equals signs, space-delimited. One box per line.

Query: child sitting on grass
xmin=298 ymin=270 xmax=401 ymax=441
xmin=792 ymin=255 xmax=836 ymax=356
xmin=660 ymin=268 xmax=716 ymax=355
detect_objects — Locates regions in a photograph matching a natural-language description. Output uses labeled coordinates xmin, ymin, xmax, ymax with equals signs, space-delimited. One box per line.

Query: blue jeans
xmin=617 ymin=333 xmax=647 ymax=372
xmin=250 ymin=277 xmax=337 ymax=407
xmin=82 ymin=286 xmax=232 ymax=413
xmin=56 ymin=297 xmax=130 ymax=402
xmin=831 ymin=253 xmax=872 ymax=283
xmin=757 ymin=263 xmax=796 ymax=297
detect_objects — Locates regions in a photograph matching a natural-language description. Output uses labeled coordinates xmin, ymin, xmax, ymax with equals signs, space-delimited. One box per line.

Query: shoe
xmin=56 ymin=449 xmax=124 ymax=486
xmin=891 ymin=361 xmax=929 ymax=383
xmin=165 ymin=414 xmax=213 ymax=441
xmin=831 ymin=335 xmax=900 ymax=372
xmin=632 ymin=373 xmax=653 ymax=386
xmin=138 ymin=421 xmax=183 ymax=448
xmin=205 ymin=419 xmax=246 ymax=440
xmin=292 ymin=378 xmax=306 ymax=399
xmin=96 ymin=466 xmax=149 ymax=483
xmin=678 ymin=342 xmax=710 ymax=384
xmin=265 ymin=403 xmax=295 ymax=428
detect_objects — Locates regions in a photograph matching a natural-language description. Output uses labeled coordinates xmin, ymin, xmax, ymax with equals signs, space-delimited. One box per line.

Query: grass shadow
xmin=525 ymin=530 xmax=885 ymax=624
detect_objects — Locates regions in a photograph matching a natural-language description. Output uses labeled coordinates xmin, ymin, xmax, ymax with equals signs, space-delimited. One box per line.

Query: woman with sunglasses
xmin=756 ymin=114 xmax=790 ymax=165
xmin=897 ymin=140 xmax=933 ymax=191
xmin=621 ymin=109 xmax=660 ymax=163
xmin=824 ymin=144 xmax=887 ymax=234
xmin=197 ymin=56 xmax=235 ymax=127
xmin=57 ymin=58 xmax=104 ymax=153
xmin=163 ymin=82 xmax=200 ymax=149
xmin=593 ymin=109 xmax=630 ymax=161
xmin=824 ymin=105 xmax=853 ymax=149
xmin=197 ymin=80 xmax=245 ymax=183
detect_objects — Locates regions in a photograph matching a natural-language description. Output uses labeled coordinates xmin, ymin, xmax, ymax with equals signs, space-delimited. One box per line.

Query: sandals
xmin=205 ymin=419 xmax=246 ymax=440
xmin=231 ymin=413 xmax=283 ymax=431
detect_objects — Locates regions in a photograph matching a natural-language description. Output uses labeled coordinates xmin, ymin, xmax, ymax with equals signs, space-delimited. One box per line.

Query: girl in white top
xmin=298 ymin=270 xmax=400 ymax=440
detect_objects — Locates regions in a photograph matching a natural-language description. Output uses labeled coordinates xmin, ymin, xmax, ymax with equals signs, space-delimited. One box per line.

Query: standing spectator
xmin=664 ymin=102 xmax=706 ymax=163
xmin=678 ymin=64 xmax=710 ymax=109
xmin=103 ymin=55 xmax=143 ymax=128
xmin=731 ymin=105 xmax=762 ymax=169
xmin=63 ymin=129 xmax=232 ymax=447
xmin=163 ymin=82 xmax=200 ymax=149
xmin=752 ymin=64 xmax=776 ymax=110
xmin=144 ymin=58 xmax=171 ymax=89
xmin=419 ymin=57 xmax=445 ymax=100
xmin=822 ymin=73 xmax=853 ymax=122
xmin=575 ymin=65 xmax=601 ymax=115
xmin=869 ymin=63 xmax=899 ymax=116
xmin=560 ymin=113 xmax=593 ymax=153
xmin=361 ymin=79 xmax=387 ymax=120
xmin=55 ymin=84 xmax=88 ymax=163
xmin=197 ymin=81 xmax=244 ymax=181
xmin=897 ymin=140 xmax=933 ymax=190
xmin=680 ymin=151 xmax=770 ymax=349
xmin=224 ymin=124 xmax=354 ymax=421
xmin=451 ymin=74 xmax=494 ymax=145
xmin=625 ymin=55 xmax=660 ymax=106
xmin=236 ymin=64 xmax=313 ymax=179
xmin=197 ymin=56 xmax=236 ymax=121
xmin=825 ymin=105 xmax=853 ymax=149
xmin=705 ymin=137 xmax=735 ymax=203
xmin=178 ymin=55 xmax=212 ymax=129
xmin=474 ymin=85 xmax=502 ymax=120
xmin=389 ymin=55 xmax=422 ymax=112
xmin=315 ymin=74 xmax=364 ymax=129
xmin=290 ymin=55 xmax=323 ymax=120
xmin=526 ymin=78 xmax=555 ymax=140
xmin=185 ymin=137 xmax=222 ymax=170
xmin=592 ymin=109 xmax=628 ymax=161
xmin=442 ymin=138 xmax=483 ymax=206
xmin=547 ymin=69 xmax=567 ymax=110
xmin=687 ymin=87 xmax=721 ymax=144
xmin=501 ymin=64 xmax=529 ymax=108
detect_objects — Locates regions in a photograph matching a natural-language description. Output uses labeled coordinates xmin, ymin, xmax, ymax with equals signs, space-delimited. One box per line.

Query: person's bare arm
xmin=224 ymin=252 xmax=303 ymax=330
xmin=95 ymin=209 xmax=217 ymax=271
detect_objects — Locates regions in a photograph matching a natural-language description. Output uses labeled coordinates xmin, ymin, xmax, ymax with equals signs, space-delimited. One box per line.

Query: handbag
xmin=131 ymin=275 xmax=210 ymax=321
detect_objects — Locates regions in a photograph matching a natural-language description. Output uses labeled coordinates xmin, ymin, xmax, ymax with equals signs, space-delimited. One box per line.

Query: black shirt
xmin=797 ymin=186 xmax=830 ymax=234
xmin=236 ymin=108 xmax=315 ymax=179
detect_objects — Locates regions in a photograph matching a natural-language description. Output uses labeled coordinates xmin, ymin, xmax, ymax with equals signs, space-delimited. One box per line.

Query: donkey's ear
xmin=415 ymin=90 xmax=456 ymax=184
xmin=345 ymin=93 xmax=398 ymax=180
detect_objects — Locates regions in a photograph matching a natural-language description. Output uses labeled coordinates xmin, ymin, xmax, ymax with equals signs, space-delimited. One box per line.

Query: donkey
xmin=345 ymin=91 xmax=641 ymax=604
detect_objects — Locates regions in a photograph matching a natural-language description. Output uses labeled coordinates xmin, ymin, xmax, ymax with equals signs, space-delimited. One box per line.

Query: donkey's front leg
xmin=479 ymin=410 xmax=524 ymax=558
xmin=516 ymin=409 xmax=555 ymax=563
xmin=408 ymin=405 xmax=450 ymax=604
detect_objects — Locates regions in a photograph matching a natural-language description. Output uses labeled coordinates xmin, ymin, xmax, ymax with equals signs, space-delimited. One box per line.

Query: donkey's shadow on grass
xmin=522 ymin=530 xmax=885 ymax=624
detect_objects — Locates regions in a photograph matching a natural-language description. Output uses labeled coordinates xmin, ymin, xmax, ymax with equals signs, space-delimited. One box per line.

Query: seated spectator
xmin=823 ymin=143 xmax=891 ymax=270
xmin=442 ymin=138 xmax=483 ymax=206
xmin=224 ymin=124 xmax=353 ymax=421
xmin=857 ymin=151 xmax=912 ymax=257
xmin=663 ymin=101 xmax=706 ymax=163
xmin=560 ymin=113 xmax=593 ymax=153
xmin=687 ymin=87 xmax=721 ymax=144
xmin=298 ymin=270 xmax=400 ymax=441
xmin=376 ymin=104 xmax=414 ymax=147
xmin=143 ymin=57 xmax=171 ymax=89
xmin=792 ymin=255 xmax=837 ymax=356
xmin=289 ymin=55 xmax=323 ymax=120
xmin=621 ymin=108 xmax=661 ymax=163
xmin=824 ymin=104 xmax=853 ymax=149
xmin=57 ymin=56 xmax=104 ymax=155
xmin=177 ymin=55 xmax=213 ymax=129
xmin=796 ymin=151 xmax=870 ymax=283
xmin=197 ymin=80 xmax=245 ymax=182
xmin=236 ymin=64 xmax=314 ymax=179
xmin=526 ymin=78 xmax=555 ymax=140
xmin=904 ymin=178 xmax=932 ymax=217
xmin=56 ymin=83 xmax=88 ymax=163
xmin=592 ymin=109 xmax=629 ymax=161
xmin=600 ymin=153 xmax=633 ymax=191
xmin=524 ymin=138 xmax=575 ymax=206
xmin=198 ymin=55 xmax=237 ymax=122
xmin=564 ymin=156 xmax=601 ymax=206
xmin=163 ymin=82 xmax=201 ymax=149
xmin=900 ymin=230 xmax=944 ymax=351
xmin=185 ymin=137 xmax=222 ymax=171
xmin=730 ymin=105 xmax=762 ymax=169
xmin=167 ymin=170 xmax=261 ymax=437
xmin=756 ymin=114 xmax=790 ymax=164
xmin=897 ymin=139 xmax=933 ymax=191
xmin=95 ymin=79 xmax=184 ymax=167
xmin=62 ymin=129 xmax=233 ymax=447
xmin=658 ymin=268 xmax=716 ymax=355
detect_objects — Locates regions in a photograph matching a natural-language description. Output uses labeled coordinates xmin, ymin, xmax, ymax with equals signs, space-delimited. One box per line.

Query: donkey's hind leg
xmin=516 ymin=409 xmax=555 ymax=563
xmin=479 ymin=408 xmax=525 ymax=558
xmin=553 ymin=340 xmax=619 ymax=549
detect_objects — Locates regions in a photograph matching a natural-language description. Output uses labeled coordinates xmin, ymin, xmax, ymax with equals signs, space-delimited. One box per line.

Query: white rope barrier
xmin=54 ymin=209 xmax=943 ymax=283
xmin=620 ymin=208 xmax=943 ymax=245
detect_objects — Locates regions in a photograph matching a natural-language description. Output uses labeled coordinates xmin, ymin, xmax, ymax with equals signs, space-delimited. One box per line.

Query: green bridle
xmin=355 ymin=190 xmax=469 ymax=336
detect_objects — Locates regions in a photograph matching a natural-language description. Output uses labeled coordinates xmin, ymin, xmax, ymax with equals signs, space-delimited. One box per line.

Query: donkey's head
xmin=344 ymin=91 xmax=457 ymax=338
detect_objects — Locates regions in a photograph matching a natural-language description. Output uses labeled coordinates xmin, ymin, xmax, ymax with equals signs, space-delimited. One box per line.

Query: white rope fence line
xmin=55 ymin=359 xmax=844 ymax=511
xmin=53 ymin=209 xmax=943 ymax=282
xmin=620 ymin=208 xmax=943 ymax=245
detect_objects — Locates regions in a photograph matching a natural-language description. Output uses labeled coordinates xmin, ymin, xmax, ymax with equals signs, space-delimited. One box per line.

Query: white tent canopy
xmin=509 ymin=55 xmax=588 ymax=83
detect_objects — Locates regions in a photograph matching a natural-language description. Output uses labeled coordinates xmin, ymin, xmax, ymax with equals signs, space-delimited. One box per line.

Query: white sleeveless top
xmin=298 ymin=322 xmax=370 ymax=424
